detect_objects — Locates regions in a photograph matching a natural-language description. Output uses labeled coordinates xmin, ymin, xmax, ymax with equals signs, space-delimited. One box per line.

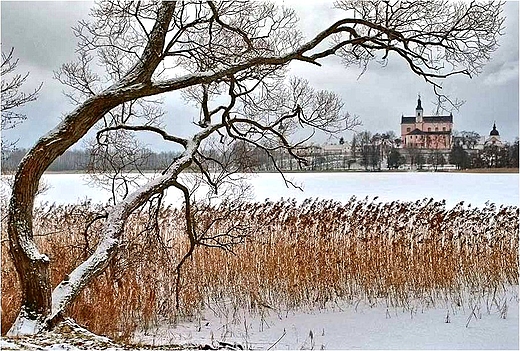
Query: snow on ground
xmin=132 ymin=287 xmax=519 ymax=350
xmin=0 ymin=319 xmax=121 ymax=351
xmin=248 ymin=172 xmax=519 ymax=208
xmin=2 ymin=288 xmax=518 ymax=350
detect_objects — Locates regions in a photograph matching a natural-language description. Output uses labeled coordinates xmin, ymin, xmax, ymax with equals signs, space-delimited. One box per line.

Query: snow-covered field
xmin=245 ymin=172 xmax=519 ymax=208
xmin=6 ymin=171 xmax=518 ymax=208
xmin=133 ymin=289 xmax=519 ymax=350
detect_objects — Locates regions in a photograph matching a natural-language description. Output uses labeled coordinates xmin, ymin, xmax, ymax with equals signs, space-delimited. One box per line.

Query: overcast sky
xmin=2 ymin=1 xmax=519 ymax=151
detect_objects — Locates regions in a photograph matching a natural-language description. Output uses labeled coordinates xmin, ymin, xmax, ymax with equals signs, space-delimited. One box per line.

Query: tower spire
xmin=415 ymin=94 xmax=423 ymax=123
xmin=490 ymin=121 xmax=499 ymax=136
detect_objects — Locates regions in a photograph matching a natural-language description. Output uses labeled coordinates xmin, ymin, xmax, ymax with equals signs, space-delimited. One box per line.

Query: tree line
xmin=3 ymin=134 xmax=518 ymax=174
xmin=448 ymin=140 xmax=519 ymax=170
xmin=348 ymin=130 xmax=519 ymax=171
xmin=1 ymin=148 xmax=181 ymax=173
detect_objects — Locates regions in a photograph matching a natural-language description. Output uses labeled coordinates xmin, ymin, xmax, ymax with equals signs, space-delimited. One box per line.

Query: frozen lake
xmin=9 ymin=171 xmax=517 ymax=208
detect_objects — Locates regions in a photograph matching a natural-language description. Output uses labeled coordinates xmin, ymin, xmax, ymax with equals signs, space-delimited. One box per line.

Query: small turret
xmin=490 ymin=122 xmax=499 ymax=136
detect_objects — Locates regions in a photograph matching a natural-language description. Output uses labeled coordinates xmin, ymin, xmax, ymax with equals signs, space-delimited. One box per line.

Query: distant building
xmin=321 ymin=142 xmax=351 ymax=154
xmin=400 ymin=96 xmax=453 ymax=149
xmin=485 ymin=122 xmax=504 ymax=147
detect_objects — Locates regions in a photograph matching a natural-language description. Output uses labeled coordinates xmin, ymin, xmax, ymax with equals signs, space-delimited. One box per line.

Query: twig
xmin=267 ymin=328 xmax=286 ymax=350
xmin=465 ymin=304 xmax=479 ymax=328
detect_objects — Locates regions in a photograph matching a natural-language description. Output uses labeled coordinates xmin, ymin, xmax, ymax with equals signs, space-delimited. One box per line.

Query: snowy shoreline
xmin=2 ymin=286 xmax=518 ymax=350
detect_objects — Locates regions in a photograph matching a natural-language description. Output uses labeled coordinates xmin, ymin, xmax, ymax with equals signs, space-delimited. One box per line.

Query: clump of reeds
xmin=1 ymin=197 xmax=518 ymax=341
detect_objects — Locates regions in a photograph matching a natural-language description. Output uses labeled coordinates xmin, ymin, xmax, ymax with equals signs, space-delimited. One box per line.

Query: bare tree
xmin=6 ymin=1 xmax=503 ymax=336
xmin=1 ymin=48 xmax=42 ymax=154
xmin=460 ymin=131 xmax=481 ymax=150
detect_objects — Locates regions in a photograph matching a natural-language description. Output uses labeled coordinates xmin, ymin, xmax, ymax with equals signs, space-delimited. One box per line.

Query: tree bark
xmin=6 ymin=94 xmax=127 ymax=334
xmin=47 ymin=127 xmax=217 ymax=326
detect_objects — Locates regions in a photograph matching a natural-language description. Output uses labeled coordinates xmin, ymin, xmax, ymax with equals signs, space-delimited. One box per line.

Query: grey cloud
xmin=2 ymin=2 xmax=92 ymax=72
xmin=2 ymin=1 xmax=518 ymax=151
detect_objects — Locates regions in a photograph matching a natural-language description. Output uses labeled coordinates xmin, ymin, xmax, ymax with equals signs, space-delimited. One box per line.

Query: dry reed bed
xmin=1 ymin=197 xmax=518 ymax=340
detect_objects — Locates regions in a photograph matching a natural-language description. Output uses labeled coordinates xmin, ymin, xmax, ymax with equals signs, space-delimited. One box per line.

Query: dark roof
xmin=424 ymin=115 xmax=453 ymax=123
xmin=401 ymin=115 xmax=453 ymax=124
xmin=490 ymin=123 xmax=499 ymax=136
xmin=406 ymin=129 xmax=451 ymax=136
xmin=425 ymin=130 xmax=451 ymax=135
xmin=408 ymin=128 xmax=425 ymax=135
xmin=401 ymin=116 xmax=416 ymax=124
xmin=416 ymin=97 xmax=423 ymax=110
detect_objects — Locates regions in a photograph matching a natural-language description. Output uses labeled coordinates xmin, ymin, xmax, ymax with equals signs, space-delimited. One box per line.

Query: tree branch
xmin=96 ymin=124 xmax=188 ymax=147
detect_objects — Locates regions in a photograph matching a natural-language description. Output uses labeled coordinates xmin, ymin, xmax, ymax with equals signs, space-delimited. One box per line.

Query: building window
xmin=407 ymin=127 xmax=411 ymax=132
xmin=428 ymin=128 xmax=431 ymax=132
xmin=443 ymin=127 xmax=446 ymax=131
xmin=435 ymin=127 xmax=438 ymax=131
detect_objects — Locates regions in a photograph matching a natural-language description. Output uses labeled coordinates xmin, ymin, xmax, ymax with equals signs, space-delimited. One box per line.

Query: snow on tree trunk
xmin=6 ymin=97 xmax=129 ymax=336
xmin=6 ymin=308 xmax=46 ymax=336
xmin=47 ymin=140 xmax=199 ymax=325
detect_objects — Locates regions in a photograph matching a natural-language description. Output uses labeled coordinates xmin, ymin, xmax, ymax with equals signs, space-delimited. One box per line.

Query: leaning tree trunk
xmin=6 ymin=95 xmax=126 ymax=336
xmin=6 ymin=3 xmax=179 ymax=335
xmin=7 ymin=125 xmax=208 ymax=335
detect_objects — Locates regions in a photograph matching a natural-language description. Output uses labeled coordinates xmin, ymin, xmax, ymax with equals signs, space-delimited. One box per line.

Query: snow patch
xmin=2 ymin=319 xmax=119 ymax=351
xmin=0 ymin=339 xmax=21 ymax=350
xmin=6 ymin=309 xmax=44 ymax=337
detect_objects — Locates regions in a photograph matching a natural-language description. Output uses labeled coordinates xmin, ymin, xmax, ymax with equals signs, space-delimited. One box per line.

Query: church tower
xmin=415 ymin=95 xmax=423 ymax=123
xmin=401 ymin=95 xmax=453 ymax=149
